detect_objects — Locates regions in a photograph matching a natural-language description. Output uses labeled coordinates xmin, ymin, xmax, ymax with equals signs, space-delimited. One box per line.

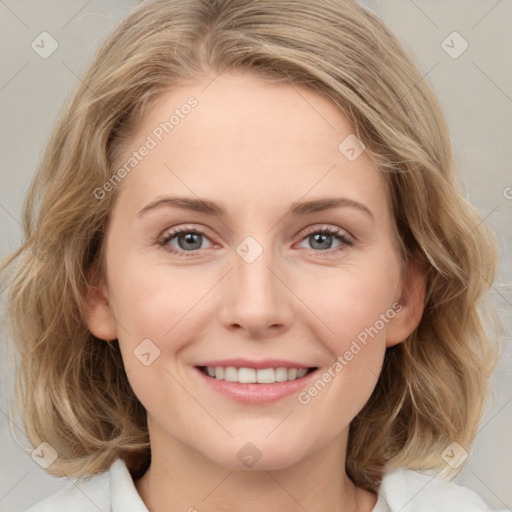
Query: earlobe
xmin=385 ymin=257 xmax=427 ymax=347
xmin=83 ymin=264 xmax=118 ymax=342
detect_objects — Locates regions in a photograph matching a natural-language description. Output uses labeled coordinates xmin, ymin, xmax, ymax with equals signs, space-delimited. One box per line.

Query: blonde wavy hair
xmin=0 ymin=0 xmax=502 ymax=491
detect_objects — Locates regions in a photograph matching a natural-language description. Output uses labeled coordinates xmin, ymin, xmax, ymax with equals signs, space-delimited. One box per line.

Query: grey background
xmin=0 ymin=1 xmax=511 ymax=510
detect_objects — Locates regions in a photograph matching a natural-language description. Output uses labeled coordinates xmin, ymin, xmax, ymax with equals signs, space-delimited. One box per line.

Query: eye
xmin=157 ymin=224 xmax=354 ymax=258
xmin=296 ymin=225 xmax=354 ymax=256
xmin=158 ymin=226 xmax=214 ymax=258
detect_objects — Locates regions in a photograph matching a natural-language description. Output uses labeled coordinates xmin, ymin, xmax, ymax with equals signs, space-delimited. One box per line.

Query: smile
xmin=197 ymin=366 xmax=317 ymax=383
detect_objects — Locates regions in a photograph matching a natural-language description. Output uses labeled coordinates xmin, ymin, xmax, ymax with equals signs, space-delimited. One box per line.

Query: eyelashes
xmin=157 ymin=224 xmax=354 ymax=258
xmin=158 ymin=227 xmax=213 ymax=257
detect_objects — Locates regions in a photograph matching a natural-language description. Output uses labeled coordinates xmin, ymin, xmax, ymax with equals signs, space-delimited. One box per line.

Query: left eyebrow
xmin=137 ymin=195 xmax=374 ymax=221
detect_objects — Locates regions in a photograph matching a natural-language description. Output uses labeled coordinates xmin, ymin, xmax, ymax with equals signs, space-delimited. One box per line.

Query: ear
xmin=385 ymin=256 xmax=427 ymax=347
xmin=83 ymin=262 xmax=118 ymax=341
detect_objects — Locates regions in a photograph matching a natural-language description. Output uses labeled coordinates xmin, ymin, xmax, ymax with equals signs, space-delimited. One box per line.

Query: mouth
xmin=196 ymin=365 xmax=318 ymax=384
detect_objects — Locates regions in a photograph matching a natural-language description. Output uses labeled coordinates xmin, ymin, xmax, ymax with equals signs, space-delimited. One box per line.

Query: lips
xmin=194 ymin=362 xmax=319 ymax=404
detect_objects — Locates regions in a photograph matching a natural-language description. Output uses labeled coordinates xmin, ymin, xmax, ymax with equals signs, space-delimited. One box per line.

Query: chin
xmin=204 ymin=438 xmax=308 ymax=472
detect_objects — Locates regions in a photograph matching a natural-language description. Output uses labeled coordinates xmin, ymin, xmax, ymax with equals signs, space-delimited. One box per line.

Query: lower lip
xmin=194 ymin=367 xmax=318 ymax=404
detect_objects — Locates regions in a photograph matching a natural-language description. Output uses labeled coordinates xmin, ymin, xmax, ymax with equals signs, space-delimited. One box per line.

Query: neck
xmin=134 ymin=425 xmax=376 ymax=512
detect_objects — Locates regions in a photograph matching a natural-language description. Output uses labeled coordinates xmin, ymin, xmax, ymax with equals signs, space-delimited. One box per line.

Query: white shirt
xmin=24 ymin=458 xmax=506 ymax=512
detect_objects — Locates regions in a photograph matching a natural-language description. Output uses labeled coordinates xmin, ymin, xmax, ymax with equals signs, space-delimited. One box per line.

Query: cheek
xmin=295 ymin=265 xmax=398 ymax=428
xmin=107 ymin=258 xmax=198 ymax=409
xmin=106 ymin=253 xmax=226 ymax=402
xmin=108 ymin=246 xmax=207 ymax=337
xmin=306 ymin=258 xmax=400 ymax=358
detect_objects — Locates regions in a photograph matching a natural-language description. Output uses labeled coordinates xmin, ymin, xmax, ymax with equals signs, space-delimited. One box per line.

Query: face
xmin=86 ymin=72 xmax=424 ymax=471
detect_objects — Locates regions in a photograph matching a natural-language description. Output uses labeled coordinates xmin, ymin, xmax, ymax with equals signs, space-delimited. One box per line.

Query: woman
xmin=1 ymin=0 xmax=505 ymax=510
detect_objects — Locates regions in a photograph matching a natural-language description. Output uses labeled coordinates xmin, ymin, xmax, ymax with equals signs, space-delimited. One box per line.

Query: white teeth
xmin=256 ymin=368 xmax=275 ymax=384
xmin=275 ymin=367 xmax=288 ymax=382
xmin=203 ymin=366 xmax=312 ymax=383
xmin=238 ymin=367 xmax=256 ymax=383
xmin=224 ymin=367 xmax=238 ymax=382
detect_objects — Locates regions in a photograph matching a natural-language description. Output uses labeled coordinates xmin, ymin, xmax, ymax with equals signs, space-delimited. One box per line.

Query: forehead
xmin=112 ymin=73 xmax=389 ymax=221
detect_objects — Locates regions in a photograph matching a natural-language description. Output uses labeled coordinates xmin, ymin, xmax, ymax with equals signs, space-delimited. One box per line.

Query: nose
xmin=217 ymin=239 xmax=294 ymax=338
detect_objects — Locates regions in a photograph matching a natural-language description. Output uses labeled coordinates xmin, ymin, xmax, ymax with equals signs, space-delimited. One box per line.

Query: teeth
xmin=224 ymin=367 xmax=238 ymax=382
xmin=275 ymin=367 xmax=288 ymax=382
xmin=238 ymin=367 xmax=256 ymax=383
xmin=257 ymin=368 xmax=275 ymax=384
xmin=203 ymin=366 xmax=312 ymax=383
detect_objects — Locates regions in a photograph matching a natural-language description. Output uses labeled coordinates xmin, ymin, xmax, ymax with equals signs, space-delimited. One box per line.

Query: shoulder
xmin=24 ymin=458 xmax=147 ymax=512
xmin=378 ymin=467 xmax=507 ymax=512
xmin=23 ymin=469 xmax=111 ymax=512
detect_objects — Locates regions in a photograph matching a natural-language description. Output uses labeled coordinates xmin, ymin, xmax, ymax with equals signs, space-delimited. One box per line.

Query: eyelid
xmin=158 ymin=224 xmax=215 ymax=248
xmin=157 ymin=223 xmax=355 ymax=259
xmin=159 ymin=223 xmax=354 ymax=243
xmin=299 ymin=224 xmax=354 ymax=242
xmin=160 ymin=223 xmax=210 ymax=238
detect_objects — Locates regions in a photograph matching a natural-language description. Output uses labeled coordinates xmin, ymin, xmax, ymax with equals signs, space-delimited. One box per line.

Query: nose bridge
xmin=219 ymin=234 xmax=292 ymax=333
xmin=237 ymin=235 xmax=276 ymax=296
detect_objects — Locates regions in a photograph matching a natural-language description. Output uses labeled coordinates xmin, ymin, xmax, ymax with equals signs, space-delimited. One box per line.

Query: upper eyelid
xmin=160 ymin=224 xmax=211 ymax=241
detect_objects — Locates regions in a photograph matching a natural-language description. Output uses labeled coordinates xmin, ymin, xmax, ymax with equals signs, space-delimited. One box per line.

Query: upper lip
xmin=195 ymin=358 xmax=316 ymax=370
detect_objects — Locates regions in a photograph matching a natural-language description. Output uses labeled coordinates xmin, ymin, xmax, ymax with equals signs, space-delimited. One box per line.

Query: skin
xmin=85 ymin=72 xmax=426 ymax=512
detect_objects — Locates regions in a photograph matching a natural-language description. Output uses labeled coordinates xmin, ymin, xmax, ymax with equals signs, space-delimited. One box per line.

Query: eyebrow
xmin=137 ymin=195 xmax=374 ymax=220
